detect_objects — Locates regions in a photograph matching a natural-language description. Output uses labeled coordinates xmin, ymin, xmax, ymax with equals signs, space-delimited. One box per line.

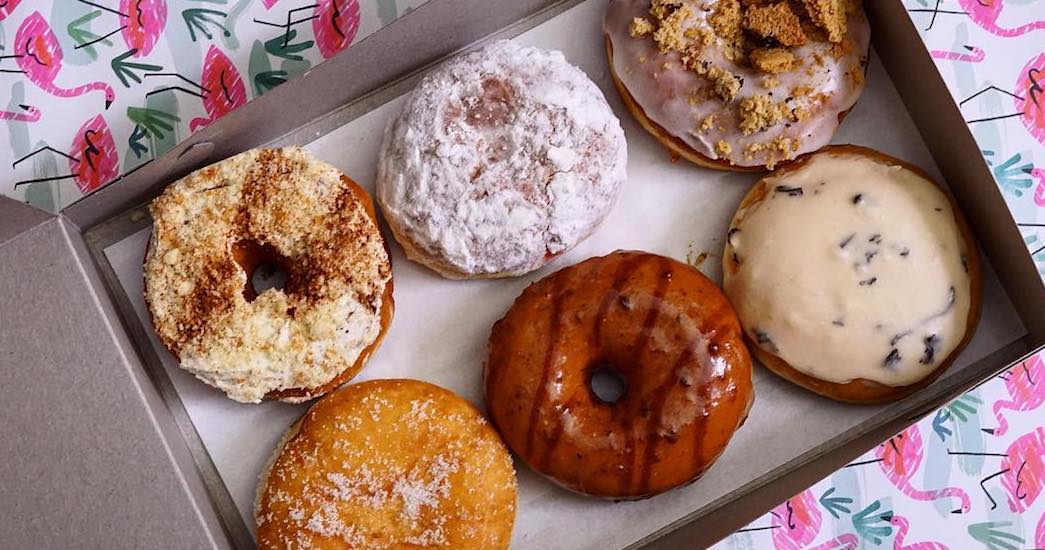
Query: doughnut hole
xmin=588 ymin=363 xmax=628 ymax=404
xmin=233 ymin=240 xmax=293 ymax=303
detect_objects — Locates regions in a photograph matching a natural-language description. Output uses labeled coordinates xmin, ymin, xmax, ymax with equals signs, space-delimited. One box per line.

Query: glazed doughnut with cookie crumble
xmin=604 ymin=0 xmax=870 ymax=170
xmin=144 ymin=147 xmax=393 ymax=404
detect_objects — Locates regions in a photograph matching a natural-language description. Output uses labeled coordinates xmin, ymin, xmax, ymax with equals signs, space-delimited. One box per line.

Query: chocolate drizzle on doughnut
xmin=526 ymin=274 xmax=566 ymax=459
xmin=489 ymin=251 xmax=752 ymax=499
xmin=616 ymin=256 xmax=672 ymax=494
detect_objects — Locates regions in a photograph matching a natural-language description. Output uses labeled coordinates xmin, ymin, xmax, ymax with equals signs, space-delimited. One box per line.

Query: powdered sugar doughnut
xmin=377 ymin=40 xmax=627 ymax=279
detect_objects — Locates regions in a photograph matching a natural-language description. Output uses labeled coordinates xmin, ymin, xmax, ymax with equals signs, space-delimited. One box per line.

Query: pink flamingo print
xmin=874 ymin=426 xmax=971 ymax=513
xmin=0 ymin=0 xmax=22 ymax=21
xmin=73 ymin=0 xmax=168 ymax=57
xmin=770 ymin=490 xmax=822 ymax=550
xmin=809 ymin=534 xmax=858 ymax=550
xmin=973 ymin=427 xmax=1045 ymax=512
xmin=1034 ymin=168 xmax=1045 ymax=207
xmin=11 ymin=12 xmax=115 ymax=108
xmin=890 ymin=514 xmax=949 ymax=550
xmin=930 ymin=45 xmax=985 ymax=63
xmin=999 ymin=427 xmax=1045 ymax=512
xmin=68 ymin=115 xmax=119 ymax=193
xmin=738 ymin=489 xmax=857 ymax=550
xmin=121 ymin=0 xmax=168 ymax=57
xmin=312 ymin=0 xmax=361 ymax=59
xmin=1016 ymin=53 xmax=1044 ymax=146
xmin=957 ymin=0 xmax=1045 ymax=36
xmin=0 ymin=103 xmax=39 ymax=122
xmin=12 ymin=115 xmax=119 ymax=194
xmin=984 ymin=356 xmax=1045 ymax=436
xmin=1036 ymin=508 xmax=1045 ymax=549
xmin=189 ymin=46 xmax=247 ymax=132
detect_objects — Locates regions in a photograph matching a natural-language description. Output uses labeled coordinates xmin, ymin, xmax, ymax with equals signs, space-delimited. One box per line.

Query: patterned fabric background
xmin=0 ymin=0 xmax=427 ymax=211
xmin=0 ymin=1 xmax=1042 ymax=548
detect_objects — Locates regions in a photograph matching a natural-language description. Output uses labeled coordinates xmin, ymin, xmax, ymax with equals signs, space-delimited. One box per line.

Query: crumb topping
xmin=700 ymin=113 xmax=717 ymax=132
xmin=708 ymin=0 xmax=742 ymax=41
xmin=629 ymin=16 xmax=654 ymax=38
xmin=744 ymin=2 xmax=807 ymax=46
xmin=802 ymin=0 xmax=847 ymax=42
xmin=750 ymin=48 xmax=795 ymax=74
xmin=738 ymin=94 xmax=791 ymax=134
xmin=145 ymin=147 xmax=391 ymax=403
xmin=652 ymin=2 xmax=695 ymax=52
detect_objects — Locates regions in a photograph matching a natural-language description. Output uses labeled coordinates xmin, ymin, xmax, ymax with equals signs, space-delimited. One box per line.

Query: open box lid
xmin=0 ymin=0 xmax=1042 ymax=547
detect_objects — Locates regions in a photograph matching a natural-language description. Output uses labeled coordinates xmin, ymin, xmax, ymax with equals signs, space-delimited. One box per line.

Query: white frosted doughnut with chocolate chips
xmin=722 ymin=146 xmax=981 ymax=403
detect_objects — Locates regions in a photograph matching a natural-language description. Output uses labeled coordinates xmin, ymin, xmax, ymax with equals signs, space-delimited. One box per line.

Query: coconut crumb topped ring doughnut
xmin=256 ymin=379 xmax=518 ymax=549
xmin=723 ymin=145 xmax=982 ymax=403
xmin=604 ymin=0 xmax=870 ymax=171
xmin=145 ymin=147 xmax=393 ymax=404
xmin=377 ymin=40 xmax=628 ymax=279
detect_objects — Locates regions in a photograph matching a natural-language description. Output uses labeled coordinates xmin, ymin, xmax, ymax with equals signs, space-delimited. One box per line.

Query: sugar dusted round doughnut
xmin=376 ymin=40 xmax=627 ymax=279
xmin=604 ymin=0 xmax=870 ymax=170
xmin=145 ymin=147 xmax=393 ymax=404
xmin=486 ymin=251 xmax=753 ymax=499
xmin=722 ymin=146 xmax=982 ymax=403
xmin=255 ymin=379 xmax=517 ymax=549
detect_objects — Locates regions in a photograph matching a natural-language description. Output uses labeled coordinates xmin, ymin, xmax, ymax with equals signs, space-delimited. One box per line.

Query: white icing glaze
xmin=145 ymin=148 xmax=391 ymax=403
xmin=604 ymin=0 xmax=870 ymax=168
xmin=723 ymin=151 xmax=974 ymax=386
xmin=377 ymin=40 xmax=627 ymax=277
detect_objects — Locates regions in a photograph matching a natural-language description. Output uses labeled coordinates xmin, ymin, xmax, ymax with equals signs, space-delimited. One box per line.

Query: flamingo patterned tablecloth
xmin=0 ymin=1 xmax=1042 ymax=549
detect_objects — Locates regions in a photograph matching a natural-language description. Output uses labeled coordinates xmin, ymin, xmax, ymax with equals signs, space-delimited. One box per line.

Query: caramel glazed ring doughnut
xmin=255 ymin=379 xmax=518 ymax=549
xmin=145 ymin=147 xmax=393 ymax=404
xmin=604 ymin=0 xmax=870 ymax=171
xmin=377 ymin=40 xmax=627 ymax=279
xmin=486 ymin=251 xmax=754 ymax=499
xmin=723 ymin=145 xmax=982 ymax=404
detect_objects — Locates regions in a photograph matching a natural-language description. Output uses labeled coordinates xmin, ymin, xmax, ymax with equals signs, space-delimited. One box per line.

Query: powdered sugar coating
xmin=256 ymin=379 xmax=517 ymax=549
xmin=377 ymin=40 xmax=627 ymax=277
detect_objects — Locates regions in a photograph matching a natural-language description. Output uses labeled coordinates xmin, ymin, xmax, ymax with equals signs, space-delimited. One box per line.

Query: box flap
xmin=0 ymin=218 xmax=229 ymax=548
xmin=0 ymin=196 xmax=53 ymax=247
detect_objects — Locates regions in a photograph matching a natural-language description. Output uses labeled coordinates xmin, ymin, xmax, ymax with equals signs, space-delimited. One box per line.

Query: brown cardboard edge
xmin=0 ymin=196 xmax=53 ymax=247
xmin=866 ymin=1 xmax=1045 ymax=342
xmin=60 ymin=0 xmax=571 ymax=231
xmin=62 ymin=217 xmax=246 ymax=547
